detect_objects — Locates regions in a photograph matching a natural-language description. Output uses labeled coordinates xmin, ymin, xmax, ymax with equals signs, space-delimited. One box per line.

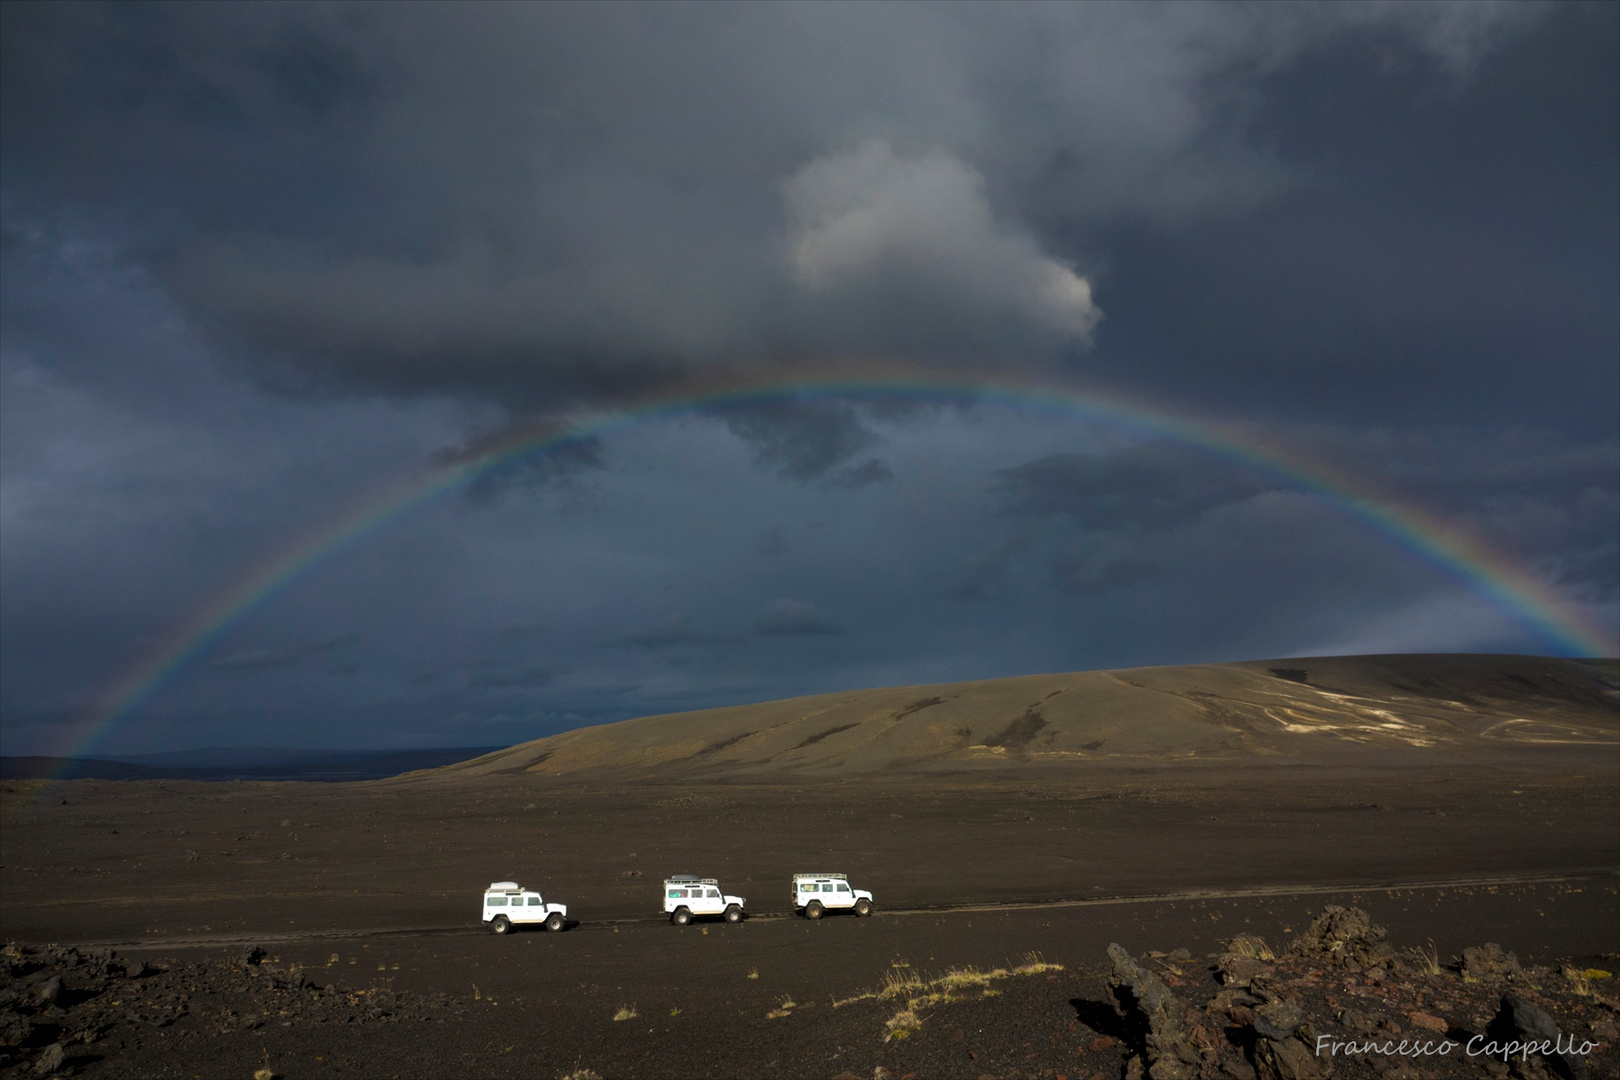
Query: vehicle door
xmin=485 ymin=893 xmax=509 ymax=922
xmin=832 ymin=882 xmax=854 ymax=909
xmin=698 ymin=886 xmax=723 ymax=915
xmin=516 ymin=894 xmax=544 ymax=923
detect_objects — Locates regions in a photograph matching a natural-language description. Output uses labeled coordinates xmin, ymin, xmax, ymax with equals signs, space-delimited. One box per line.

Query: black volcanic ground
xmin=2 ymin=654 xmax=1616 ymax=1079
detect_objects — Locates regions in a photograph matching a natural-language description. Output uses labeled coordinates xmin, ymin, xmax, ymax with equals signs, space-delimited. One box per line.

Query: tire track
xmin=59 ymin=867 xmax=1617 ymax=951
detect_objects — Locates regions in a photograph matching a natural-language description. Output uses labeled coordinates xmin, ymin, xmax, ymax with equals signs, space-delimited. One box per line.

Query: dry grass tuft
xmin=612 ymin=1005 xmax=637 ymax=1021
xmin=766 ymin=994 xmax=796 ymax=1019
xmin=557 ymin=1071 xmax=604 ymax=1080
xmin=1223 ymin=933 xmax=1275 ymax=961
xmin=747 ymin=968 xmax=759 ymax=980
xmin=834 ymin=953 xmax=1065 ymax=1016
xmin=1407 ymin=940 xmax=1444 ymax=976
xmin=883 ymin=1006 xmax=923 ymax=1042
xmin=1012 ymin=951 xmax=1062 ymax=975
xmin=1562 ymin=965 xmax=1607 ymax=999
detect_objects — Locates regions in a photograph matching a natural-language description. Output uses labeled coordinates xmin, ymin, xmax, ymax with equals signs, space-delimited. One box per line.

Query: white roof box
xmin=487 ymin=881 xmax=520 ymax=892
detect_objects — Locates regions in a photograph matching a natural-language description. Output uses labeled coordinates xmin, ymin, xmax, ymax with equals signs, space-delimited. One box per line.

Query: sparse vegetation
xmin=557 ymin=1071 xmax=603 ymax=1080
xmin=612 ymin=1005 xmax=637 ymax=1021
xmin=1223 ymin=933 xmax=1274 ymax=961
xmin=746 ymin=968 xmax=759 ymax=979
xmin=1563 ymin=964 xmax=1612 ymax=999
xmin=883 ymin=1006 xmax=922 ymax=1041
xmin=766 ymin=994 xmax=796 ymax=1019
xmin=1407 ymin=940 xmax=1443 ymax=975
xmin=832 ymin=951 xmax=1063 ymax=1029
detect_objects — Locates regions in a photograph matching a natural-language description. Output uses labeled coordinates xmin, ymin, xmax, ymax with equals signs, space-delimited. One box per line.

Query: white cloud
xmin=784 ymin=139 xmax=1100 ymax=342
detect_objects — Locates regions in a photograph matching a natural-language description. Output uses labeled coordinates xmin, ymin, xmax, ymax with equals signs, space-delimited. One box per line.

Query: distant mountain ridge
xmin=415 ymin=654 xmax=1619 ymax=784
xmin=0 ymin=746 xmax=503 ymax=782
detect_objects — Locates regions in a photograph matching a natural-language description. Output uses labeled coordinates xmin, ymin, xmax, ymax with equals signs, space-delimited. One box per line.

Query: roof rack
xmin=792 ymin=872 xmax=847 ymax=880
xmin=666 ymin=875 xmax=718 ymax=884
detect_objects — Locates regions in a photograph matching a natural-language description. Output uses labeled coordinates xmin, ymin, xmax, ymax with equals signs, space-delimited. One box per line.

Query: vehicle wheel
xmin=545 ymin=912 xmax=565 ymax=932
xmin=673 ymin=907 xmax=692 ymax=926
xmin=854 ymin=898 xmax=873 ymax=917
xmin=724 ymin=904 xmax=743 ymax=924
xmin=490 ymin=915 xmax=511 ymax=935
xmin=805 ymin=901 xmax=823 ymax=920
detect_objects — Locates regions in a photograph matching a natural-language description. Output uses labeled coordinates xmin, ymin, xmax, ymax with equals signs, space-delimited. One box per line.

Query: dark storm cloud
xmin=994 ymin=442 xmax=1277 ymax=530
xmin=752 ymin=527 xmax=790 ymax=559
xmin=461 ymin=664 xmax=558 ymax=690
xmin=458 ymin=435 xmax=605 ymax=505
xmin=211 ymin=635 xmax=356 ymax=671
xmin=1 ymin=0 xmax=1549 ymax=413
xmin=614 ymin=616 xmax=735 ymax=650
xmin=753 ymin=599 xmax=841 ymax=637
xmin=722 ymin=401 xmax=884 ymax=484
xmin=1308 ymin=429 xmax=1620 ymax=603
xmin=1075 ymin=3 xmax=1619 ymax=435
xmin=824 ymin=458 xmax=894 ymax=490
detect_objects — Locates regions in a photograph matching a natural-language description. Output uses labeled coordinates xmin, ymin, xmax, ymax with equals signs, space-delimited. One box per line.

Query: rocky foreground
xmin=1098 ymin=906 xmax=1617 ymax=1080
xmin=4 ymin=904 xmax=1616 ymax=1079
xmin=1 ymin=942 xmax=460 ymax=1078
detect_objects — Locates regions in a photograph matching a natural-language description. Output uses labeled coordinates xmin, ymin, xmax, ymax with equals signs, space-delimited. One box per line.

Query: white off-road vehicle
xmin=482 ymin=881 xmax=568 ymax=934
xmin=792 ymin=873 xmax=873 ymax=919
xmin=662 ymin=875 xmax=746 ymax=925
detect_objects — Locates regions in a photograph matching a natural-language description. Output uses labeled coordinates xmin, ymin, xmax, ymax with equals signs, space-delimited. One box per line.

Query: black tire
xmin=854 ymin=898 xmax=872 ymax=917
xmin=724 ymin=904 xmax=743 ymax=924
xmin=805 ymin=901 xmax=823 ymax=920
xmin=490 ymin=915 xmax=511 ymax=935
xmin=673 ymin=907 xmax=692 ymax=926
xmin=545 ymin=911 xmax=565 ymax=932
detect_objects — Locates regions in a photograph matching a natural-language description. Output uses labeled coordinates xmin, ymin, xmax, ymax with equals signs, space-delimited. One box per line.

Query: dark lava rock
xmin=32 ymin=978 xmax=60 ymax=1009
xmin=1253 ymin=997 xmax=1305 ymax=1041
xmin=29 ymin=1042 xmax=64 ymax=1077
xmin=1106 ymin=942 xmax=1199 ymax=1080
xmin=1462 ymin=942 xmax=1527 ymax=985
xmin=1285 ymin=905 xmax=1395 ymax=972
xmin=1488 ymin=992 xmax=1586 ymax=1080
xmin=1252 ymin=1033 xmax=1326 ymax=1080
xmin=1218 ymin=955 xmax=1267 ymax=988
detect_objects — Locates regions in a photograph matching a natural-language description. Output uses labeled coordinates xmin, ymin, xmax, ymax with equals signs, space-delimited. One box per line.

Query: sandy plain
xmin=2 ymin=655 xmax=1617 ymax=1078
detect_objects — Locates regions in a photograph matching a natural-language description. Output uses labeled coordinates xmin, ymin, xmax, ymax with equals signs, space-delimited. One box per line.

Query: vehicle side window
xmin=529 ymin=897 xmax=542 ymax=906
xmin=707 ymin=888 xmax=720 ymax=898
xmin=668 ymin=890 xmax=682 ymax=898
xmin=838 ymin=884 xmax=850 ymax=892
xmin=820 ymin=884 xmax=831 ymax=892
xmin=488 ymin=897 xmax=506 ymax=906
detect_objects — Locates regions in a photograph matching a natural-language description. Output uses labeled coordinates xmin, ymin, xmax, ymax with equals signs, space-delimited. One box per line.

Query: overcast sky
xmin=2 ymin=1 xmax=1616 ymax=756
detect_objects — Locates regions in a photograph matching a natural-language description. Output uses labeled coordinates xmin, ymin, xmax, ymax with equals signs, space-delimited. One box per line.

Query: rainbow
xmin=52 ymin=369 xmax=1619 ymax=764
